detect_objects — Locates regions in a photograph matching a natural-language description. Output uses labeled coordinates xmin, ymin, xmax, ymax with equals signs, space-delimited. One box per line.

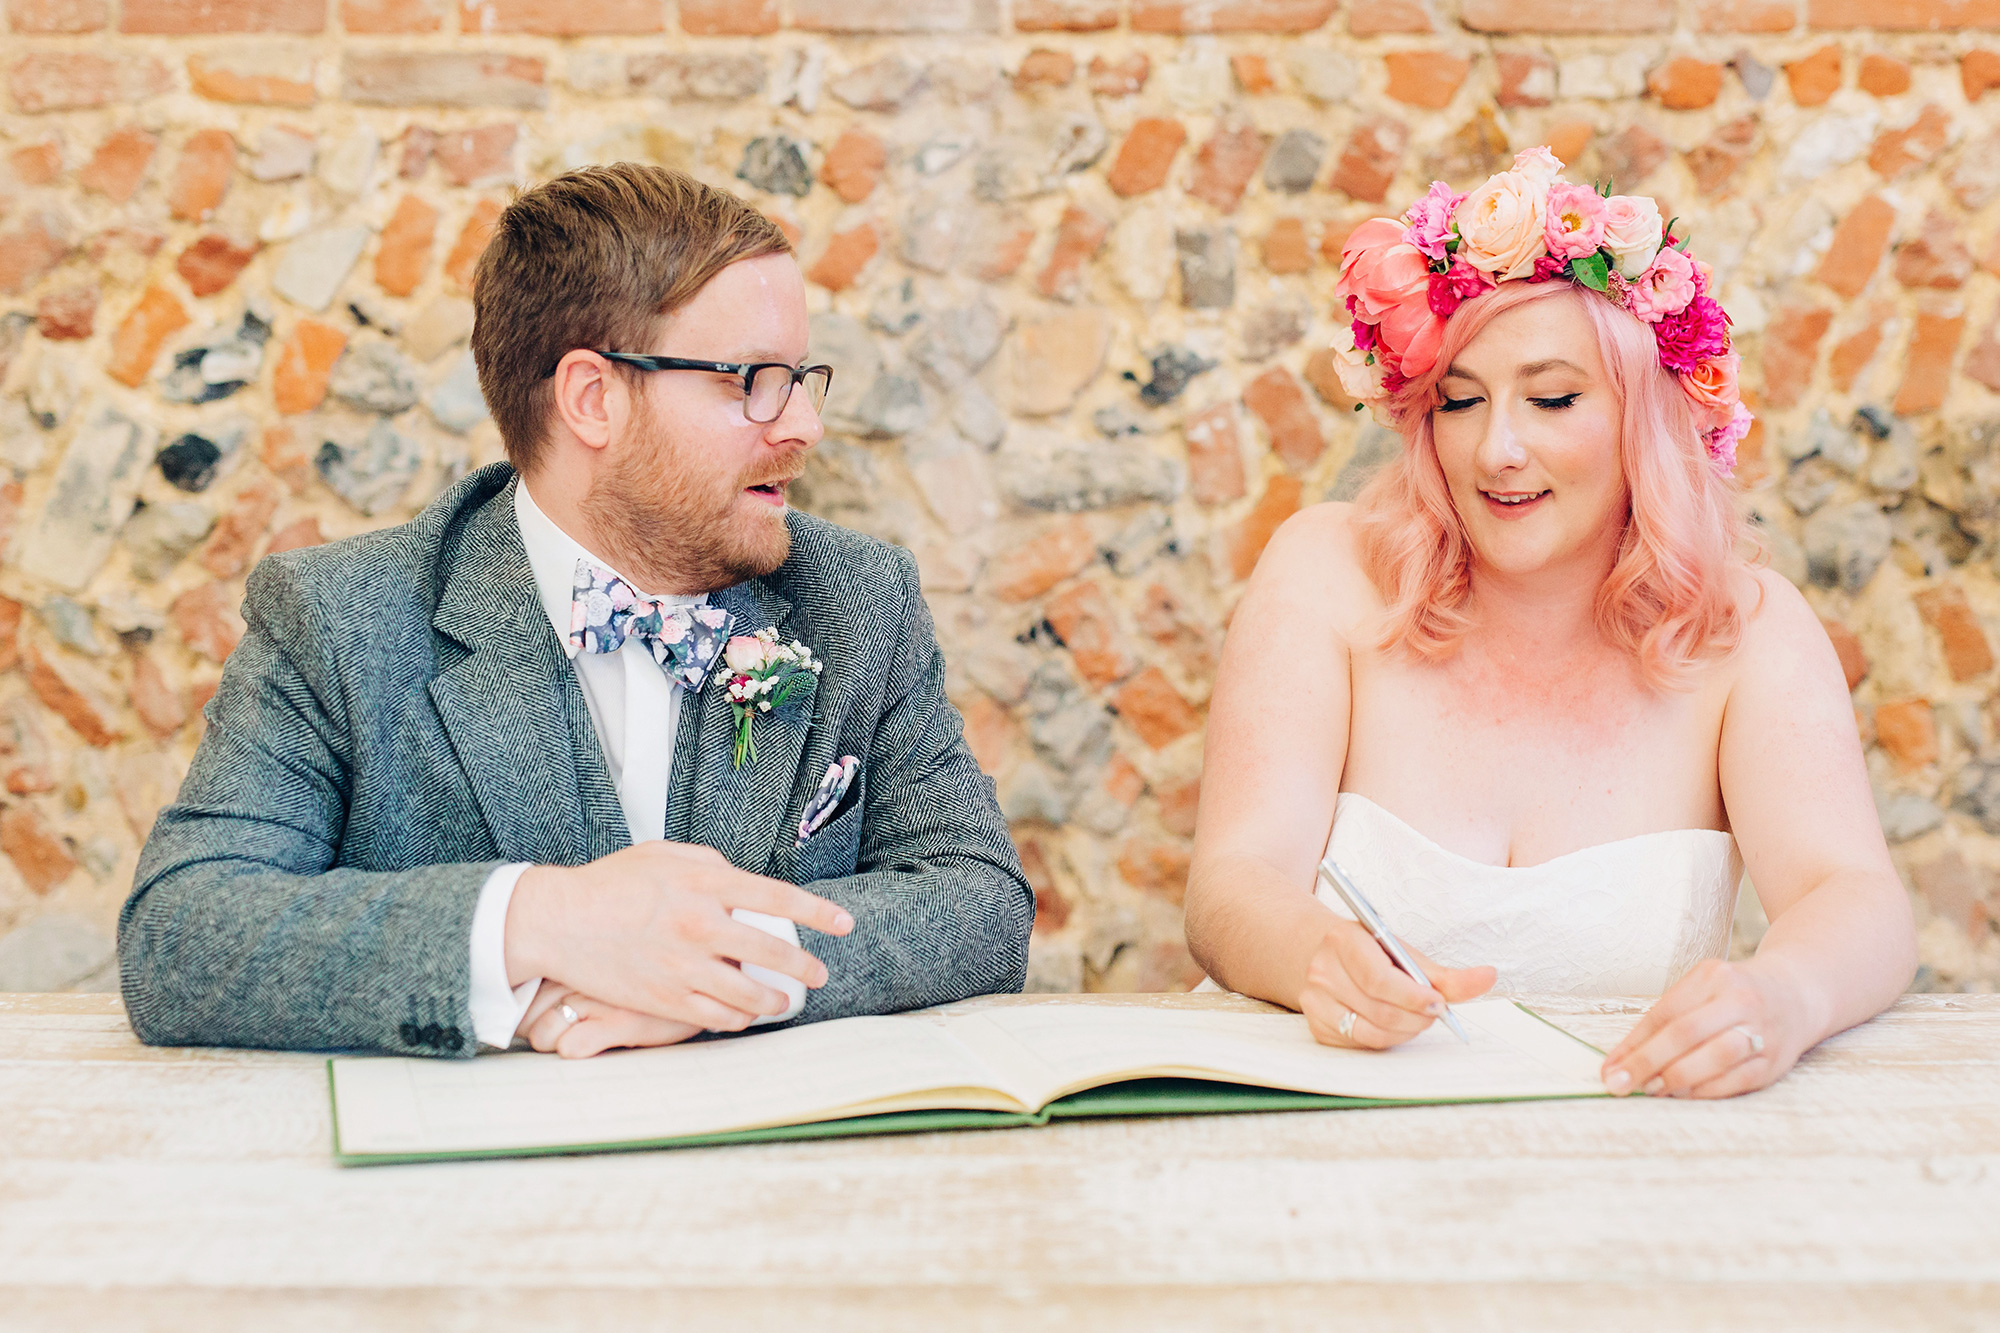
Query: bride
xmin=1184 ymin=148 xmax=1915 ymax=1099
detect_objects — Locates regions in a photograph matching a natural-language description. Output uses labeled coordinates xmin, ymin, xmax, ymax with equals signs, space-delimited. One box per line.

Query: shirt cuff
xmin=469 ymin=862 xmax=540 ymax=1050
xmin=732 ymin=907 xmax=806 ymax=1025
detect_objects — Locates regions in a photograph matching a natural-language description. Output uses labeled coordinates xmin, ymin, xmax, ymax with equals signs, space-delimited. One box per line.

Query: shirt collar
xmin=512 ymin=476 xmax=706 ymax=660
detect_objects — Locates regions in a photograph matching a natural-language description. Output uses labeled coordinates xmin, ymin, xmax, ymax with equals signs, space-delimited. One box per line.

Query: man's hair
xmin=470 ymin=163 xmax=792 ymax=474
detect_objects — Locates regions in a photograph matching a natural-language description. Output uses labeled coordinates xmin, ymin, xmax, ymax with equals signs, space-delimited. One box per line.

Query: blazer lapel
xmin=664 ymin=576 xmax=817 ymax=870
xmin=428 ymin=482 xmax=626 ymax=867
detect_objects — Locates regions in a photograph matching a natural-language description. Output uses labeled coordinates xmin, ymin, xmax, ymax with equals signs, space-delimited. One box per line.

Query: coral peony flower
xmin=724 ymin=635 xmax=770 ymax=673
xmin=1544 ymin=183 xmax=1609 ymax=261
xmin=1453 ymin=170 xmax=1550 ymax=281
xmin=1680 ymin=350 xmax=1741 ymax=434
xmin=1627 ymin=246 xmax=1699 ymax=323
xmin=1601 ymin=195 xmax=1664 ymax=278
xmin=1652 ymin=293 xmax=1731 ymax=374
xmin=1401 ymin=180 xmax=1466 ymax=263
xmin=1336 ymin=217 xmax=1448 ymax=377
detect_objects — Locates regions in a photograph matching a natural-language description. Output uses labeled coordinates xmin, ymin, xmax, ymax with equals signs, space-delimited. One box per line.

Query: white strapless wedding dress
xmin=1210 ymin=792 xmax=1743 ymax=997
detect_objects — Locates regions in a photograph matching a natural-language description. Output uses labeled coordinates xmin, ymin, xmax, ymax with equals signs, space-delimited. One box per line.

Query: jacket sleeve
xmin=785 ymin=547 xmax=1036 ymax=1024
xmin=117 ymin=557 xmax=498 ymax=1058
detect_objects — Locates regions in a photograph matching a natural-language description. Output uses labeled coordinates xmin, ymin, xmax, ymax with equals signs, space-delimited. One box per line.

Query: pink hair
xmin=1352 ymin=280 xmax=1744 ymax=689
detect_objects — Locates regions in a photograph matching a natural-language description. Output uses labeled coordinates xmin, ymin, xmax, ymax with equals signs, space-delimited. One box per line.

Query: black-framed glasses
xmin=546 ymin=352 xmax=833 ymax=424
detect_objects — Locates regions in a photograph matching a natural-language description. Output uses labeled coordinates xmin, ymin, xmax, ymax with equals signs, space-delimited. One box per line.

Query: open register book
xmin=329 ymin=997 xmax=1610 ymax=1165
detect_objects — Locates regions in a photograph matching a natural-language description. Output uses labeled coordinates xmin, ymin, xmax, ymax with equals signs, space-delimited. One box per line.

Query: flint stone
xmin=1803 ymin=501 xmax=1893 ymax=592
xmin=829 ymin=56 xmax=925 ymax=112
xmin=122 ymin=500 xmax=216 ymax=581
xmin=249 ymin=126 xmax=316 ymax=182
xmin=405 ymin=296 xmax=475 ymax=363
xmin=1779 ymin=111 xmax=1877 ymax=187
xmin=1892 ymin=498 xmax=1977 ymax=573
xmin=273 ymin=226 xmax=368 ymax=311
xmin=770 ymin=45 xmax=825 ymax=114
xmin=1133 ymin=345 xmax=1215 ymax=407
xmin=1023 ymin=663 xmax=1113 ymax=770
xmin=952 ymin=384 xmax=1008 ymax=450
xmin=789 ymin=438 xmax=878 ymax=521
xmin=1853 ymin=404 xmax=1893 ymax=440
xmin=1093 ymin=405 xmax=1146 ymax=438
xmin=1102 ymin=510 xmax=1179 ymax=578
xmin=27 ymin=352 xmax=81 ymax=429
xmin=1288 ymin=47 xmax=1359 ymax=104
xmin=899 ymin=198 xmax=966 ymax=273
xmin=1176 ymin=227 xmax=1236 ymax=309
xmin=0 ymin=913 xmax=115 ymax=992
xmin=1264 ymin=129 xmax=1325 ymax=194
xmin=161 ymin=348 xmax=243 ymax=405
xmin=999 ymin=760 xmax=1074 ymax=825
xmin=914 ymin=136 xmax=973 ymax=175
xmin=905 ymin=428 xmax=998 ymax=532
xmin=157 ymin=434 xmax=224 ymax=492
xmin=20 ymin=405 xmax=154 ymax=592
xmin=1025 ymin=941 xmax=1085 ymax=993
xmin=974 ymin=113 xmax=1105 ymax=201
xmin=809 ymin=313 xmax=880 ymax=428
xmin=427 ymin=350 xmax=489 ymax=434
xmin=1240 ymin=304 xmax=1308 ymax=362
xmin=852 ymin=373 xmax=928 ymax=438
xmin=1746 ymin=506 xmax=1808 ymax=587
xmin=1878 ymin=790 xmax=1945 ymax=842
xmin=319 ymin=129 xmax=380 ymax=197
xmin=316 ymin=422 xmax=423 ymax=516
xmin=0 ymin=398 xmax=46 ymax=475
xmin=1869 ymin=432 xmax=1920 ymax=494
xmin=39 ymin=596 xmax=103 ymax=656
xmin=330 ymin=341 xmax=422 ymax=415
xmin=1000 ymin=429 xmax=1182 ymax=513
xmin=1330 ymin=424 xmax=1401 ymax=502
xmin=736 ymin=136 xmax=813 ymax=197
xmin=1953 ymin=761 xmax=2000 ymax=835
xmin=1733 ymin=52 xmax=1774 ymax=101
xmin=1784 ymin=455 xmax=1842 ymax=516
xmin=911 ymin=301 xmax=1004 ymax=382
xmin=868 ymin=280 xmax=923 ymax=336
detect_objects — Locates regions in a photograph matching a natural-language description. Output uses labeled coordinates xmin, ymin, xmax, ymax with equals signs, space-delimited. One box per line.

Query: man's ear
xmin=550 ymin=350 xmax=619 ymax=455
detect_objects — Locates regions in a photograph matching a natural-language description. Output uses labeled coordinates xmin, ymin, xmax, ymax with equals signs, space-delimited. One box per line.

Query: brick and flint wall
xmin=1 ymin=0 xmax=1997 ymax=994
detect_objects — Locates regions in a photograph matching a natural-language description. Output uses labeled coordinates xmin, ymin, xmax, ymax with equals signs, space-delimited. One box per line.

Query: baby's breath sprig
xmin=720 ymin=627 xmax=823 ymax=768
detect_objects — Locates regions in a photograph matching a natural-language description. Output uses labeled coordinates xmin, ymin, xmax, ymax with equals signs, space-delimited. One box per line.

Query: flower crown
xmin=1330 ymin=146 xmax=1750 ymax=477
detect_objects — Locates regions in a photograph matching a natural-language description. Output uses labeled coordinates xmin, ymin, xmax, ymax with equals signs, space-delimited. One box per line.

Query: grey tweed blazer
xmin=119 ymin=463 xmax=1033 ymax=1057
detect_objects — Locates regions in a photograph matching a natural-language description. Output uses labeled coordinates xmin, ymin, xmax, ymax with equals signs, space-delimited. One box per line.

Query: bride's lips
xmin=1480 ymin=488 xmax=1550 ymax=519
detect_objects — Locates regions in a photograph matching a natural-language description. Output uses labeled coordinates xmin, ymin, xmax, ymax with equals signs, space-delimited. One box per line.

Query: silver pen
xmin=1317 ymin=855 xmax=1472 ymax=1045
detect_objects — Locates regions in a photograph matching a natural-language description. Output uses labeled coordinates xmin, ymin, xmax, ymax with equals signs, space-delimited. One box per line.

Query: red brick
xmin=1915 ymin=584 xmax=1994 ymax=681
xmin=273 ymin=318 xmax=347 ymax=414
xmin=0 ymin=597 xmax=20 ymax=674
xmin=1871 ymin=104 xmax=1948 ymax=179
xmin=1460 ymin=0 xmax=1672 ymax=29
xmin=1232 ymin=53 xmax=1275 ymax=94
xmin=805 ymin=220 xmax=878 ymax=291
xmin=1828 ymin=307 xmax=1889 ymax=390
xmin=1263 ymin=216 xmax=1312 ymax=274
xmin=1964 ymin=49 xmax=2000 ymax=99
xmin=171 ymin=582 xmax=247 ymax=664
xmin=7 ymin=0 xmax=106 ymax=30
xmin=679 ymin=0 xmax=779 ymax=32
xmin=1894 ymin=310 xmax=1964 ymax=415
xmin=1648 ymin=55 xmax=1724 ymax=109
xmin=167 ymin=129 xmax=236 ymax=223
xmin=1045 ymin=580 xmax=1136 ymax=686
xmin=373 ymin=195 xmax=438 ymax=298
xmin=1814 ymin=194 xmax=1895 ymax=299
xmin=1014 ymin=47 xmax=1075 ymax=89
xmin=1857 ymin=53 xmax=1912 ymax=95
xmin=1496 ymin=50 xmax=1554 ymax=107
xmin=791 ymin=0 xmax=1001 ymax=31
xmin=1759 ymin=302 xmax=1832 ymax=409
xmin=1106 ymin=117 xmax=1186 ymax=197
xmin=8 ymin=52 xmax=170 ymax=111
xmin=261 ymin=423 xmax=314 ymax=493
xmin=265 ymin=515 xmax=324 ymax=555
xmin=1132 ymin=0 xmax=1335 ymax=30
xmin=1156 ymin=776 xmax=1200 ymax=836
xmin=1820 ymin=617 xmax=1868 ymax=689
xmin=1810 ymin=0 xmax=2000 ymax=28
xmin=1018 ymin=835 xmax=1069 ymax=931
xmin=974 ymin=221 xmax=1036 ymax=280
xmin=1117 ymin=837 xmax=1193 ymax=901
xmin=1785 ymin=44 xmax=1842 ymax=107
xmin=1243 ymin=366 xmax=1323 ymax=470
xmin=5 ymin=766 xmax=54 ymax=796
xmin=1350 ymin=0 xmax=1434 ymax=31
xmin=1385 ymin=50 xmax=1472 ymax=109
xmin=1014 ymin=0 xmax=1116 ymax=26
xmin=1113 ymin=667 xmax=1201 ymax=749
xmin=990 ymin=516 xmax=1096 ymax=601
xmin=460 ymin=0 xmax=663 ymax=30
xmin=1087 ymin=52 xmax=1149 ymax=95
xmin=187 ymin=54 xmax=316 ymax=105
xmin=78 ymin=126 xmax=156 ymax=204
xmin=1330 ymin=116 xmax=1407 ymax=203
xmin=200 ymin=481 xmax=281 ymax=580
xmin=1873 ymin=698 xmax=1937 ymax=769
xmin=1037 ymin=205 xmax=1110 ymax=300
xmin=108 ymin=284 xmax=190 ymax=388
xmin=1183 ymin=403 xmax=1247 ymax=506
xmin=399 ymin=126 xmax=437 ymax=179
xmin=1895 ymin=210 xmax=1973 ymax=288
xmin=1685 ymin=114 xmax=1758 ymax=196
xmin=35 ymin=284 xmax=94 ymax=340
xmin=178 ymin=234 xmax=259 ymax=298
xmin=123 ymin=0 xmax=323 ymax=30
xmin=0 ymin=805 xmax=76 ymax=895
xmin=764 ymin=211 xmax=801 ymax=248
xmin=26 ymin=643 xmax=120 ymax=747
xmin=445 ymin=198 xmax=504 ymax=290
xmin=341 ymin=0 xmax=448 ymax=29
xmin=957 ymin=690 xmax=1017 ymax=774
xmin=434 ymin=124 xmax=516 ymax=187
xmin=823 ymin=128 xmax=886 ymax=203
xmin=1692 ymin=0 xmax=1797 ymax=29
xmin=1545 ymin=119 xmax=1593 ymax=166
xmin=1964 ymin=320 xmax=2000 ymax=393
xmin=0 ymin=211 xmax=69 ymax=295
xmin=1226 ymin=474 xmax=1302 ymax=581
xmin=7 ymin=140 xmax=62 ymax=186
xmin=130 ymin=649 xmax=190 ymax=739
xmin=1189 ymin=120 xmax=1267 ymax=213
xmin=343 ymin=53 xmax=547 ymax=109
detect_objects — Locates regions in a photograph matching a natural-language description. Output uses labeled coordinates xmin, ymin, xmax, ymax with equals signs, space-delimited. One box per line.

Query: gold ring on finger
xmin=1338 ymin=1008 xmax=1358 ymax=1042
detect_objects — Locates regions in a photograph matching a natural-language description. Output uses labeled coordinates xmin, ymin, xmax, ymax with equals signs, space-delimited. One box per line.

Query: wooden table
xmin=3 ymin=991 xmax=1997 ymax=1330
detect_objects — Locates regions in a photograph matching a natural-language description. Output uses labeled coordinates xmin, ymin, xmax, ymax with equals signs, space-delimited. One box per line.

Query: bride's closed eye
xmin=1436 ymin=393 xmax=1580 ymax=414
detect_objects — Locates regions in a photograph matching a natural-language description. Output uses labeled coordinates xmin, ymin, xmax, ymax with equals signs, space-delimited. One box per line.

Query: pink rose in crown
xmin=723 ymin=635 xmax=770 ymax=673
xmin=1336 ymin=218 xmax=1449 ymax=377
xmin=1680 ymin=350 xmax=1741 ymax=434
xmin=1400 ymin=180 xmax=1466 ymax=262
xmin=1601 ymin=195 xmax=1663 ymax=278
xmin=1627 ymin=246 xmax=1699 ymax=323
xmin=1543 ymin=183 xmax=1608 ymax=261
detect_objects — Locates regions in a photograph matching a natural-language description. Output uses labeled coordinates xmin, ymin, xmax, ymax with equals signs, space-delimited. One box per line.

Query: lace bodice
xmin=1316 ymin=793 xmax=1743 ymax=996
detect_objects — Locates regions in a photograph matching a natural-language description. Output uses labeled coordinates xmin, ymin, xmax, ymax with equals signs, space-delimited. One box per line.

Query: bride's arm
xmin=1603 ymin=567 xmax=1917 ymax=1098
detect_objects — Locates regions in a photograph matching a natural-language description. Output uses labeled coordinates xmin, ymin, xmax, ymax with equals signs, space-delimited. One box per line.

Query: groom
xmin=119 ymin=164 xmax=1034 ymax=1058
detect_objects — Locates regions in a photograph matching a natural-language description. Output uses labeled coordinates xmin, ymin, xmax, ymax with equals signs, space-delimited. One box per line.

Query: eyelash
xmin=1437 ymin=393 xmax=1580 ymax=413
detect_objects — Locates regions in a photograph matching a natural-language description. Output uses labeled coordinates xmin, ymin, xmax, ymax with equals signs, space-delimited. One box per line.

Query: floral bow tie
xmin=567 ymin=559 xmax=735 ymax=691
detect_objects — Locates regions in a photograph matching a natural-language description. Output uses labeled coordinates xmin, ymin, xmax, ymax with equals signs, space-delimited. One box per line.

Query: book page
xmin=943 ymin=999 xmax=1607 ymax=1110
xmin=332 ymin=1013 xmax=1018 ymax=1157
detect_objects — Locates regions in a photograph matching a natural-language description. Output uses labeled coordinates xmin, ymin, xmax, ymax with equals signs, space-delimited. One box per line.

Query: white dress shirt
xmin=465 ymin=479 xmax=803 ymax=1049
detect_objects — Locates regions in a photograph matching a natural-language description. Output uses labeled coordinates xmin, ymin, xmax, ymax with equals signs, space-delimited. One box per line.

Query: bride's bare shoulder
xmin=1245 ymin=501 xmax=1383 ymax=620
xmin=1725 ymin=561 xmax=1841 ymax=678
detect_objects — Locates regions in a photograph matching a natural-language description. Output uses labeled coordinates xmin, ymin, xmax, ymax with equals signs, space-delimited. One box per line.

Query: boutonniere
xmin=722 ymin=629 xmax=823 ymax=768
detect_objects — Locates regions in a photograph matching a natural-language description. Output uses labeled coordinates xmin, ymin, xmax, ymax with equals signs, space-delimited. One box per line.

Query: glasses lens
xmin=802 ymin=366 xmax=831 ymax=413
xmin=745 ymin=365 xmax=792 ymax=422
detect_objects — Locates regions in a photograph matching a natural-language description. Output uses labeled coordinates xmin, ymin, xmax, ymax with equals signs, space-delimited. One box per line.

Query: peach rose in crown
xmin=1336 ymin=217 xmax=1449 ymax=378
xmin=1680 ymin=350 xmax=1741 ymax=435
xmin=1453 ymin=169 xmax=1550 ymax=282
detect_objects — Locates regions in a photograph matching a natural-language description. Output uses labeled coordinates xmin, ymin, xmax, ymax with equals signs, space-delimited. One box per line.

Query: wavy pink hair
xmin=1352 ymin=280 xmax=1744 ymax=689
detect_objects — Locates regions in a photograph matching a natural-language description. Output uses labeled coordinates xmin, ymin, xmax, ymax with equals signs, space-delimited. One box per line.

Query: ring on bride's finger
xmin=1337 ymin=1008 xmax=1358 ymax=1042
xmin=558 ymin=1003 xmax=581 ymax=1029
xmin=1732 ymin=1024 xmax=1764 ymax=1057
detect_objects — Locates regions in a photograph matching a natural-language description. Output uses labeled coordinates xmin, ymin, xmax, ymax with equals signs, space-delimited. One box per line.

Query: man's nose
xmin=767 ymin=379 xmax=824 ymax=449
